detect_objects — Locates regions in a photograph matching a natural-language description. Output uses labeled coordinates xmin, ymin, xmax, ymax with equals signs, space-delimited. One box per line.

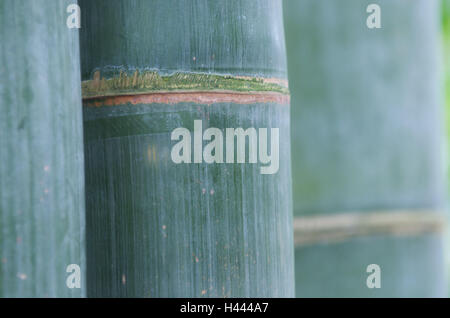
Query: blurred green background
xmin=441 ymin=0 xmax=450 ymax=296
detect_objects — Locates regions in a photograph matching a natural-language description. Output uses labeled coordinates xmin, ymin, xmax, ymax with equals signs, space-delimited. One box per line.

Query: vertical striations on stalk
xmin=80 ymin=0 xmax=294 ymax=297
xmin=0 ymin=0 xmax=86 ymax=297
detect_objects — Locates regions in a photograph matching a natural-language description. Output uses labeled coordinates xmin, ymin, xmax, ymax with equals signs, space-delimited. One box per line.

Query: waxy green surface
xmin=84 ymin=102 xmax=293 ymax=297
xmin=80 ymin=0 xmax=287 ymax=80
xmin=0 ymin=0 xmax=85 ymax=297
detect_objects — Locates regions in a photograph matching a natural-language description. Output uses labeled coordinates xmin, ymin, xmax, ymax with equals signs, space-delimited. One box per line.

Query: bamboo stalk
xmin=80 ymin=0 xmax=294 ymax=297
xmin=284 ymin=0 xmax=447 ymax=297
xmin=0 ymin=0 xmax=85 ymax=297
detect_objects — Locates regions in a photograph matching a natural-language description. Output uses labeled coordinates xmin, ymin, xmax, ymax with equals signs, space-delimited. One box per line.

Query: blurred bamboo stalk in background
xmin=80 ymin=0 xmax=294 ymax=297
xmin=0 ymin=0 xmax=85 ymax=297
xmin=284 ymin=0 xmax=447 ymax=297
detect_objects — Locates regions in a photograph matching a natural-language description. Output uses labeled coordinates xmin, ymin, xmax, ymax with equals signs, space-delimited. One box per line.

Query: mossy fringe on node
xmin=82 ymin=70 xmax=290 ymax=98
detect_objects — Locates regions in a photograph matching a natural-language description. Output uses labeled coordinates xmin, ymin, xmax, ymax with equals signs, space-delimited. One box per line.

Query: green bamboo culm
xmin=0 ymin=0 xmax=85 ymax=297
xmin=284 ymin=0 xmax=447 ymax=297
xmin=80 ymin=0 xmax=294 ymax=297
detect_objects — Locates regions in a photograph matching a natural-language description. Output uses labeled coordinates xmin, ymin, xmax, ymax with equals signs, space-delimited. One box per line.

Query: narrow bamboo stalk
xmin=0 ymin=0 xmax=85 ymax=297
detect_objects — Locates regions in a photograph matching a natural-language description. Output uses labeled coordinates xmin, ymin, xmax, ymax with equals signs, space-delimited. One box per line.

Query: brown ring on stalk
xmin=294 ymin=210 xmax=446 ymax=247
xmin=83 ymin=90 xmax=290 ymax=107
